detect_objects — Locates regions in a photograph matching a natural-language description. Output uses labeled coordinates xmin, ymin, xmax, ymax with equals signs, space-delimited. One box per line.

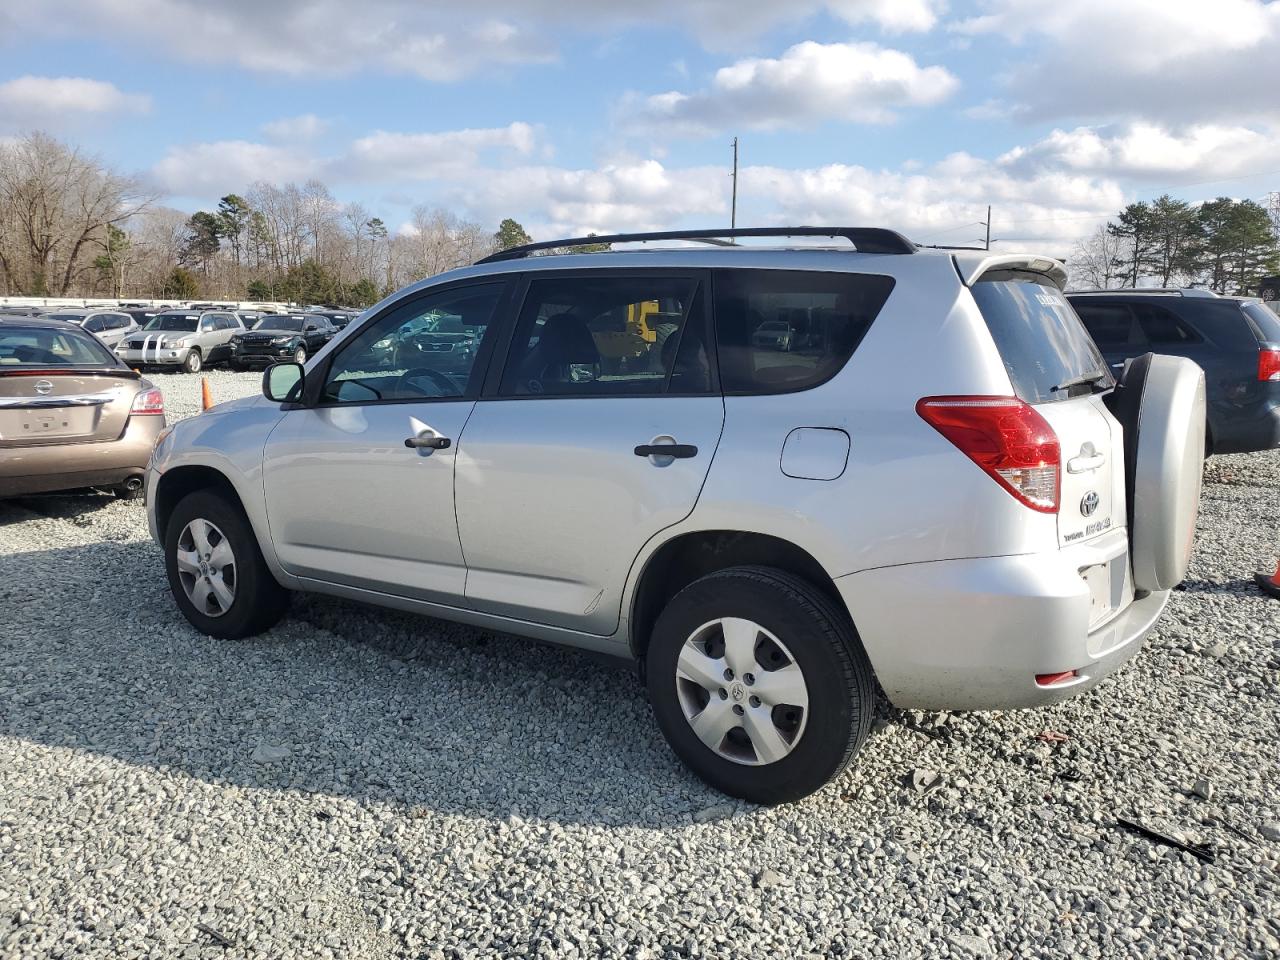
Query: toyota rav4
xmin=145 ymin=227 xmax=1206 ymax=803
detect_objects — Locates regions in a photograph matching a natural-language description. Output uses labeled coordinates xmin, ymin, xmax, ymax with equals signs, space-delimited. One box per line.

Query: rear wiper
xmin=1052 ymin=370 xmax=1110 ymax=393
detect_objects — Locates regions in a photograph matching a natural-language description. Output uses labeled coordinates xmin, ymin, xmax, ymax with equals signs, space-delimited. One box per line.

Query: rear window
xmin=714 ymin=269 xmax=895 ymax=394
xmin=972 ymin=274 xmax=1110 ymax=403
xmin=1242 ymin=302 xmax=1280 ymax=343
xmin=0 ymin=326 xmax=116 ymax=366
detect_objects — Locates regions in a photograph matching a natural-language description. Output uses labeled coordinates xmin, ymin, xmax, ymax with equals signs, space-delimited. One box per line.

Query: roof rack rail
xmin=476 ymin=226 xmax=917 ymax=264
xmin=1068 ymin=287 xmax=1220 ymax=299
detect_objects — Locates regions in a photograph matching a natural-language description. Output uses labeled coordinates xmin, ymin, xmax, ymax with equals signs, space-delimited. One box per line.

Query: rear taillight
xmin=916 ymin=396 xmax=1060 ymax=513
xmin=1259 ymin=348 xmax=1280 ymax=382
xmin=131 ymin=386 xmax=164 ymax=416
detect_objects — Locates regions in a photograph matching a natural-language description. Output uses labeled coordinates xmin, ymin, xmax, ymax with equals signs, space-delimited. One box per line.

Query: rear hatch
xmin=0 ymin=323 xmax=141 ymax=448
xmin=970 ymin=270 xmax=1129 ymax=624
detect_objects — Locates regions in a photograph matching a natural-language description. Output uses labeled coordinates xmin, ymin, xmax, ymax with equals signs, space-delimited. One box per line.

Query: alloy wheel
xmin=675 ymin=617 xmax=809 ymax=765
xmin=175 ymin=518 xmax=237 ymax=618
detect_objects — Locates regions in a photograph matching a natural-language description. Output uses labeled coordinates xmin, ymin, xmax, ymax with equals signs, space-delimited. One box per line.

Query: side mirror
xmin=263 ymin=362 xmax=305 ymax=403
xmin=305 ymin=323 xmax=318 ymax=332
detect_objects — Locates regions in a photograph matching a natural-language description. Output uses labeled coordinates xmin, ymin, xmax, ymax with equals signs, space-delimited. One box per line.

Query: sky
xmin=0 ymin=0 xmax=1277 ymax=253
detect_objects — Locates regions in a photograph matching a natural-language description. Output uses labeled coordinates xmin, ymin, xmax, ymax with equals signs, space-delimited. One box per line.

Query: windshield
xmin=972 ymin=274 xmax=1111 ymax=403
xmin=0 ymin=325 xmax=117 ymax=367
xmin=253 ymin=317 xmax=306 ymax=332
xmin=143 ymin=314 xmax=199 ymax=332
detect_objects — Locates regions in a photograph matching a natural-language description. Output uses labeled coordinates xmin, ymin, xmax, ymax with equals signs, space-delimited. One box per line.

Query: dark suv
xmin=1068 ymin=289 xmax=1280 ymax=455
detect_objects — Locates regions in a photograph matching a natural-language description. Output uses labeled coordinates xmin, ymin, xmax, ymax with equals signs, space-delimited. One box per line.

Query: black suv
xmin=228 ymin=313 xmax=336 ymax=368
xmin=1068 ymin=289 xmax=1280 ymax=455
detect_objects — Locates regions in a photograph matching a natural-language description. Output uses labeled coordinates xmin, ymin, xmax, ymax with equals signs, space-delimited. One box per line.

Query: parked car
xmin=145 ymin=227 xmax=1205 ymax=804
xmin=120 ymin=307 xmax=164 ymax=328
xmin=0 ymin=314 xmax=165 ymax=499
xmin=0 ymin=305 xmax=49 ymax=317
xmin=751 ymin=319 xmax=794 ymax=351
xmin=1068 ymin=289 xmax=1280 ymax=454
xmin=228 ymin=314 xmax=336 ymax=368
xmin=41 ymin=309 xmax=140 ymax=350
xmin=114 ymin=310 xmax=244 ymax=373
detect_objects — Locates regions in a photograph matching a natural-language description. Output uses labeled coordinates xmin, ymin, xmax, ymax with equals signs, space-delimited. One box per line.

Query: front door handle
xmin=634 ymin=443 xmax=698 ymax=459
xmin=405 ymin=434 xmax=451 ymax=450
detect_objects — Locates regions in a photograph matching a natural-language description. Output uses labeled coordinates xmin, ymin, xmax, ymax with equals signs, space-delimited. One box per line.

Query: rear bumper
xmin=0 ymin=415 xmax=164 ymax=497
xmin=1210 ymin=396 xmax=1280 ymax=454
xmin=836 ymin=546 xmax=1168 ymax=710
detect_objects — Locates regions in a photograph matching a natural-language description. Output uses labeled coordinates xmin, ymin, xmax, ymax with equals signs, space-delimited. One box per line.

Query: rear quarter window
xmin=713 ymin=269 xmax=895 ymax=394
xmin=1242 ymin=302 xmax=1280 ymax=343
xmin=972 ymin=273 xmax=1109 ymax=403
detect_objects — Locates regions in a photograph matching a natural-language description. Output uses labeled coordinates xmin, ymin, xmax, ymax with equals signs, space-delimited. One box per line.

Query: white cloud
xmin=261 ymin=114 xmax=329 ymax=141
xmin=0 ymin=75 xmax=149 ymax=126
xmin=150 ymin=141 xmax=322 ymax=196
xmin=341 ymin=123 xmax=539 ymax=180
xmin=953 ymin=0 xmax=1280 ymax=124
xmin=150 ymin=123 xmax=540 ymax=197
xmin=998 ymin=123 xmax=1280 ymax=183
xmin=4 ymin=1 xmax=944 ymax=83
xmin=625 ymin=41 xmax=959 ymax=136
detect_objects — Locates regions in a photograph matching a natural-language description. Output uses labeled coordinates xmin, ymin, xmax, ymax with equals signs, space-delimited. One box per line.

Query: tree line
xmin=1070 ymin=194 xmax=1279 ymax=293
xmin=0 ymin=131 xmax=540 ymax=306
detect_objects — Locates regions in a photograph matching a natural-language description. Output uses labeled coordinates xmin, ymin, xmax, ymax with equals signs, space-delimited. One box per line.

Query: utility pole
xmin=730 ymin=137 xmax=739 ymax=229
xmin=983 ymin=205 xmax=991 ymax=250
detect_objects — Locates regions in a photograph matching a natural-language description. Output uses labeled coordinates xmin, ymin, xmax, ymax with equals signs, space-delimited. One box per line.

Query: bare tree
xmin=1069 ymin=225 xmax=1125 ymax=290
xmin=0 ymin=132 xmax=153 ymax=296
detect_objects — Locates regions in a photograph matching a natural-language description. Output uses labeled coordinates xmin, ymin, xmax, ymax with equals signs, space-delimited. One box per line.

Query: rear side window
xmin=1073 ymin=302 xmax=1137 ymax=348
xmin=972 ymin=274 xmax=1109 ymax=403
xmin=713 ymin=269 xmax=895 ymax=394
xmin=1131 ymin=303 xmax=1201 ymax=345
xmin=1242 ymin=302 xmax=1280 ymax=342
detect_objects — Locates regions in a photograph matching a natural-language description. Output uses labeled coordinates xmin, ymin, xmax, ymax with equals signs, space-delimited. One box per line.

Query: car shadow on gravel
xmin=1174 ymin=577 xmax=1268 ymax=596
xmin=0 ymin=491 xmax=123 ymax=526
xmin=0 ymin=540 xmax=722 ymax=828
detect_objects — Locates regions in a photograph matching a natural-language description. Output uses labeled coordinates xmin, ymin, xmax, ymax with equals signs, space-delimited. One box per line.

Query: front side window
xmin=714 ymin=269 xmax=895 ymax=394
xmin=320 ymin=283 xmax=503 ymax=404
xmin=500 ymin=275 xmax=710 ymax=397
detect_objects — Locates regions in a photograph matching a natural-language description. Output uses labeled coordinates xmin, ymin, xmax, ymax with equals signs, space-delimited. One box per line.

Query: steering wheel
xmin=395 ymin=367 xmax=461 ymax=397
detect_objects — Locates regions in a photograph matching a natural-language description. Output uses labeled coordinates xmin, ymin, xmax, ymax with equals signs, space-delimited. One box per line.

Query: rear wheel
xmin=646 ymin=566 xmax=874 ymax=804
xmin=183 ymin=349 xmax=202 ymax=374
xmin=164 ymin=489 xmax=289 ymax=639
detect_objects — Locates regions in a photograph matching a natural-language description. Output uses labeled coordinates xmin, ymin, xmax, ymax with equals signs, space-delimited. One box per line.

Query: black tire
xmin=164 ymin=489 xmax=289 ymax=639
xmin=114 ymin=481 xmax=144 ymax=500
xmin=293 ymin=346 xmax=307 ymax=364
xmin=646 ymin=565 xmax=874 ymax=804
xmin=183 ymin=349 xmax=202 ymax=374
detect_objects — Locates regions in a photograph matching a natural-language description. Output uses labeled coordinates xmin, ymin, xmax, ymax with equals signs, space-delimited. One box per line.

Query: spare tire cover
xmin=1107 ymin=353 xmax=1206 ymax=592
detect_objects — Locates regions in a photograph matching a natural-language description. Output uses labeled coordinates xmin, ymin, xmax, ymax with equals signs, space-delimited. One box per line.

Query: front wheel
xmin=164 ymin=489 xmax=289 ymax=639
xmin=293 ymin=346 xmax=307 ymax=364
xmin=646 ymin=566 xmax=874 ymax=804
xmin=183 ymin=349 xmax=202 ymax=374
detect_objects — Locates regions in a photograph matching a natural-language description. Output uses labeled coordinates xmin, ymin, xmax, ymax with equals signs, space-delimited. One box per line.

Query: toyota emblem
xmin=1080 ymin=490 xmax=1100 ymax=517
xmin=34 ymin=379 xmax=53 ymax=396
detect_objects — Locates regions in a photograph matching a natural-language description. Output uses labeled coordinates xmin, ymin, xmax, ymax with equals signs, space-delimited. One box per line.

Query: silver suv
xmin=115 ymin=310 xmax=244 ymax=373
xmin=145 ymin=227 xmax=1206 ymax=803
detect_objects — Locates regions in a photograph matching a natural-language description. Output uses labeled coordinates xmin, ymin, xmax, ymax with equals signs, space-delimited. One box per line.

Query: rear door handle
xmin=634 ymin=443 xmax=698 ymax=459
xmin=405 ymin=434 xmax=451 ymax=449
xmin=1067 ymin=452 xmax=1106 ymax=473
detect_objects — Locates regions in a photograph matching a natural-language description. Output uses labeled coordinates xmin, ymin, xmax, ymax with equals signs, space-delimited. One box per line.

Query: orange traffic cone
xmin=1256 ymin=559 xmax=1280 ymax=599
xmin=200 ymin=377 xmax=213 ymax=411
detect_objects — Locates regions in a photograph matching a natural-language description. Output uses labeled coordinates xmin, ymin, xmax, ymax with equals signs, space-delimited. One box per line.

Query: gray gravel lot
xmin=2 ymin=368 xmax=1278 ymax=959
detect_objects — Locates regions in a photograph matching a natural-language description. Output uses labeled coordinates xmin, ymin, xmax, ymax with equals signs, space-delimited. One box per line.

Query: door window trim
xmin=480 ymin=267 xmax=720 ymax=401
xmin=297 ymin=276 xmax=519 ymax=409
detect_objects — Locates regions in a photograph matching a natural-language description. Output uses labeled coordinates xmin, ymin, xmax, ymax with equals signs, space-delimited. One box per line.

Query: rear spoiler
xmin=952 ymin=253 xmax=1068 ymax=290
xmin=0 ymin=367 xmax=141 ymax=379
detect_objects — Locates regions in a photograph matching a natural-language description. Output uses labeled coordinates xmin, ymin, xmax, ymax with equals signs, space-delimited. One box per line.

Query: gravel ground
xmin=1 ymin=368 xmax=1278 ymax=959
